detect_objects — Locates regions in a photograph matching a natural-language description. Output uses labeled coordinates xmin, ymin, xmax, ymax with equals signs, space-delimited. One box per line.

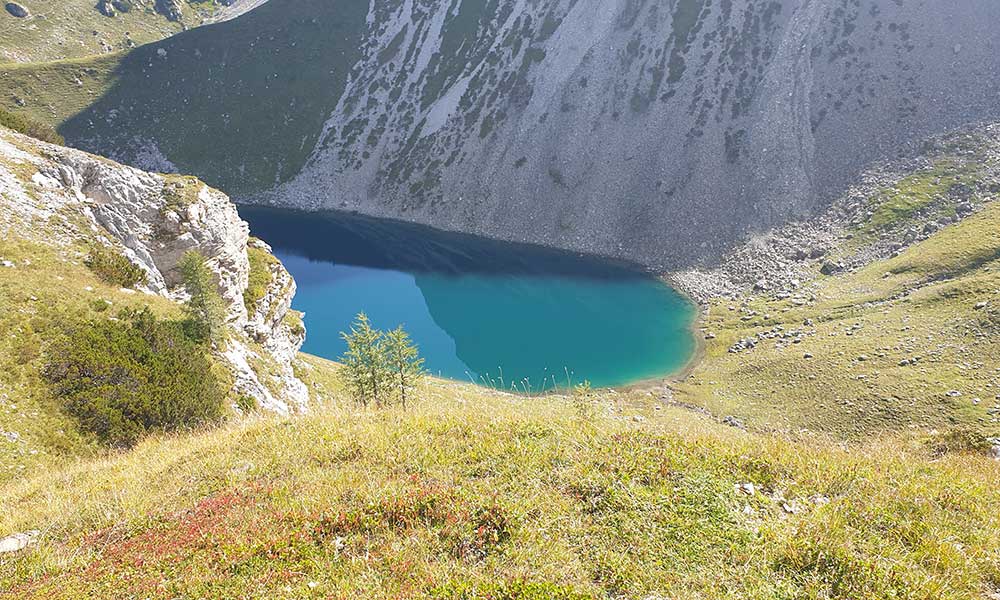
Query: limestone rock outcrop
xmin=0 ymin=126 xmax=308 ymax=413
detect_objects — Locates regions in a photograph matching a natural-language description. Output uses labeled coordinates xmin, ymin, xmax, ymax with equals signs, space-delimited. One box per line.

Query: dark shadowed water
xmin=240 ymin=207 xmax=696 ymax=391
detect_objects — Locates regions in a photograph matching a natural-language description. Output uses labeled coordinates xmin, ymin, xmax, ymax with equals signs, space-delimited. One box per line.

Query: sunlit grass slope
xmin=677 ymin=147 xmax=1000 ymax=439
xmin=2 ymin=357 xmax=999 ymax=599
xmin=0 ymin=55 xmax=121 ymax=126
xmin=0 ymin=0 xmax=224 ymax=63
xmin=0 ymin=236 xmax=191 ymax=485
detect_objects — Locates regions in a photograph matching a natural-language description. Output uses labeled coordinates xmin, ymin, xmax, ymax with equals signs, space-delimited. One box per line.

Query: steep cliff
xmin=0 ymin=126 xmax=308 ymax=413
xmin=12 ymin=0 xmax=992 ymax=269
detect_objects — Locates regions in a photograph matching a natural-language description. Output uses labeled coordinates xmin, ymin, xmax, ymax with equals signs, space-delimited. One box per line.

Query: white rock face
xmin=0 ymin=127 xmax=308 ymax=413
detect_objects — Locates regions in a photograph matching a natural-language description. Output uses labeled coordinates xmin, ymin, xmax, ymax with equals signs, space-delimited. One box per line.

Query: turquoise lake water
xmin=240 ymin=208 xmax=696 ymax=392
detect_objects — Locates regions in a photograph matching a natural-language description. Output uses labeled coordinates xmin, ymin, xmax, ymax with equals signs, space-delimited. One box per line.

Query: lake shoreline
xmin=242 ymin=205 xmax=700 ymax=395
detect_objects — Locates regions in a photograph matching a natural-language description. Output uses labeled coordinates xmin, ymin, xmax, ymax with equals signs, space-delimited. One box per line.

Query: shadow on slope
xmin=60 ymin=0 xmax=369 ymax=197
xmin=239 ymin=205 xmax=651 ymax=279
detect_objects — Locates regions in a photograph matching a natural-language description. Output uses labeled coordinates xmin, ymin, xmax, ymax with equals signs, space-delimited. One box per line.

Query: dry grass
xmin=0 ymin=0 xmax=220 ymax=63
xmin=1 ymin=357 xmax=998 ymax=598
xmin=676 ymin=174 xmax=1000 ymax=439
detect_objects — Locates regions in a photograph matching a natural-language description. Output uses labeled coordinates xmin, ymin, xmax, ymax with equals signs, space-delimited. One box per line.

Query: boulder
xmin=95 ymin=0 xmax=115 ymax=17
xmin=4 ymin=2 xmax=29 ymax=17
xmin=155 ymin=0 xmax=182 ymax=21
xmin=721 ymin=415 xmax=746 ymax=430
xmin=820 ymin=261 xmax=844 ymax=276
xmin=0 ymin=531 xmax=39 ymax=554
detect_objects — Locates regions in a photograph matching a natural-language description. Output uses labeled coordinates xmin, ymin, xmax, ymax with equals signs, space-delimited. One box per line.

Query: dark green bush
xmin=0 ymin=107 xmax=64 ymax=145
xmin=85 ymin=247 xmax=147 ymax=288
xmin=927 ymin=428 xmax=996 ymax=457
xmin=235 ymin=394 xmax=258 ymax=414
xmin=44 ymin=307 xmax=225 ymax=447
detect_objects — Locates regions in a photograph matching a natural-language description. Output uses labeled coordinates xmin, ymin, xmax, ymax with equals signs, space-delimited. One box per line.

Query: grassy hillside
xmin=677 ymin=202 xmax=1000 ymax=437
xmin=2 ymin=357 xmax=999 ymax=599
xmin=2 ymin=196 xmax=1000 ymax=596
xmin=0 ymin=55 xmax=121 ymax=126
xmin=0 ymin=0 xmax=226 ymax=63
xmin=0 ymin=233 xmax=231 ymax=484
xmin=675 ymin=139 xmax=1000 ymax=439
xmin=0 ymin=0 xmax=370 ymax=196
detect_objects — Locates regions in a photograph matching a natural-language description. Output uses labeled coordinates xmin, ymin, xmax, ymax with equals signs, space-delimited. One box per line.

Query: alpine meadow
xmin=1 ymin=1 xmax=1000 ymax=599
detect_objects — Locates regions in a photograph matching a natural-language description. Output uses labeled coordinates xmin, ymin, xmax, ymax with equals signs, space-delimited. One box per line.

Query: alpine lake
xmin=241 ymin=207 xmax=697 ymax=393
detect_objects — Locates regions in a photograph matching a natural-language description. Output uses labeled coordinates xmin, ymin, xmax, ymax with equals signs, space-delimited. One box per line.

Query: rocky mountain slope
xmin=4 ymin=0 xmax=998 ymax=269
xmin=0 ymin=126 xmax=308 ymax=418
xmin=667 ymin=122 xmax=1000 ymax=439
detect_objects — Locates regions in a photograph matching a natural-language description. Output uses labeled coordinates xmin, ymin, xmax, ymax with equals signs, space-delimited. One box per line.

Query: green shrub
xmin=0 ymin=107 xmax=64 ymax=145
xmin=13 ymin=330 xmax=40 ymax=366
xmin=283 ymin=311 xmax=305 ymax=338
xmin=44 ymin=307 xmax=225 ymax=447
xmin=85 ymin=247 xmax=147 ymax=288
xmin=235 ymin=394 xmax=258 ymax=414
xmin=926 ymin=428 xmax=996 ymax=457
xmin=179 ymin=251 xmax=226 ymax=343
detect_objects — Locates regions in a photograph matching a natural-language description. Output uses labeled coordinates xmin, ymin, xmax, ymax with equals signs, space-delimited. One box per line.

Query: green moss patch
xmin=244 ymin=244 xmax=278 ymax=313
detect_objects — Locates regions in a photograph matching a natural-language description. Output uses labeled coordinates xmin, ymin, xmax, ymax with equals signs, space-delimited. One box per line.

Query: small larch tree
xmin=179 ymin=250 xmax=226 ymax=344
xmin=384 ymin=326 xmax=425 ymax=408
xmin=341 ymin=313 xmax=390 ymax=407
xmin=340 ymin=314 xmax=425 ymax=408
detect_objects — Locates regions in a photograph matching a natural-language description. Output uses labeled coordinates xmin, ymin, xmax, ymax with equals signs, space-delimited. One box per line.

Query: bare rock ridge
xmin=61 ymin=0 xmax=1000 ymax=270
xmin=0 ymin=127 xmax=308 ymax=413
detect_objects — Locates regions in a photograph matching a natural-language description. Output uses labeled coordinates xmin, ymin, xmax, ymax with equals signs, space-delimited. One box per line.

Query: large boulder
xmin=4 ymin=2 xmax=29 ymax=17
xmin=154 ymin=0 xmax=181 ymax=21
xmin=95 ymin=0 xmax=115 ymax=17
